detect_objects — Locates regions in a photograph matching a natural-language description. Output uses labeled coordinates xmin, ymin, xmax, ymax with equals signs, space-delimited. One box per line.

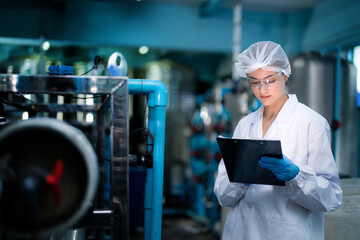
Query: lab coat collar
xmin=276 ymin=94 xmax=298 ymax=123
xmin=249 ymin=94 xmax=299 ymax=124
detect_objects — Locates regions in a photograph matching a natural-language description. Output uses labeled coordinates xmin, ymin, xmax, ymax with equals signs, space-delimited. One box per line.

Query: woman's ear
xmin=283 ymin=74 xmax=288 ymax=82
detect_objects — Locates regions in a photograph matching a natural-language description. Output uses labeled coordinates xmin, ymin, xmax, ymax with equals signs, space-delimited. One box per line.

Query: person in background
xmin=214 ymin=41 xmax=342 ymax=240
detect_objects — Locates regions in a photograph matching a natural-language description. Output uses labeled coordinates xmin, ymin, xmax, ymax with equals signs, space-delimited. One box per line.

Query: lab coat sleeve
xmin=285 ymin=122 xmax=342 ymax=212
xmin=214 ymin=159 xmax=248 ymax=208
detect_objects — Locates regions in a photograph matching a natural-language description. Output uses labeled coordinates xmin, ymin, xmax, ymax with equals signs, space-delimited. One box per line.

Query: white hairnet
xmin=234 ymin=41 xmax=291 ymax=78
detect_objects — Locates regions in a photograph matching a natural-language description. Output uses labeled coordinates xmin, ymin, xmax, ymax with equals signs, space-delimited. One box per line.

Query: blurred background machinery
xmin=291 ymin=51 xmax=358 ymax=178
xmin=0 ymin=52 xmax=168 ymax=240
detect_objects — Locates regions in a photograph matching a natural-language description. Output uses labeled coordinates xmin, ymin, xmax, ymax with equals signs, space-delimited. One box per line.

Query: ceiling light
xmin=42 ymin=41 xmax=50 ymax=51
xmin=139 ymin=46 xmax=149 ymax=55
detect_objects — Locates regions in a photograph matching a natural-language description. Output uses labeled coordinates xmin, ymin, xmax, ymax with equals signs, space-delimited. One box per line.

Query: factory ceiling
xmin=0 ymin=0 xmax=325 ymax=81
xmin=108 ymin=0 xmax=325 ymax=12
xmin=1 ymin=0 xmax=324 ymax=12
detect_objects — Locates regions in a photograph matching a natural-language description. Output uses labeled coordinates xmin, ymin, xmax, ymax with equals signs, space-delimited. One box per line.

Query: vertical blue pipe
xmin=334 ymin=45 xmax=341 ymax=162
xmin=320 ymin=45 xmax=342 ymax=163
xmin=151 ymin=105 xmax=166 ymax=240
xmin=128 ymin=79 xmax=167 ymax=240
xmin=144 ymin=106 xmax=155 ymax=240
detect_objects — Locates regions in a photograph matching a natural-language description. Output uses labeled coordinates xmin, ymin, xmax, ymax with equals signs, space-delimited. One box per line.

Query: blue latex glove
xmin=258 ymin=154 xmax=299 ymax=181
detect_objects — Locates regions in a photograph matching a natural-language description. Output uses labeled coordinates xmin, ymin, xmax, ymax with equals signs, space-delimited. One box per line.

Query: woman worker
xmin=214 ymin=41 xmax=342 ymax=240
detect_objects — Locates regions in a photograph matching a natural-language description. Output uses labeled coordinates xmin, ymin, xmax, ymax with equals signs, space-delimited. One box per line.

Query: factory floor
xmin=130 ymin=214 xmax=219 ymax=240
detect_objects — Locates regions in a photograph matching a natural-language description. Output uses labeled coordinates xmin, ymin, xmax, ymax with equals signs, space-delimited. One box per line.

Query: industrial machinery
xmin=0 ymin=73 xmax=129 ymax=239
xmin=187 ymin=81 xmax=232 ymax=230
xmin=0 ymin=118 xmax=99 ymax=239
xmin=0 ymin=52 xmax=168 ymax=240
xmin=291 ymin=51 xmax=358 ymax=177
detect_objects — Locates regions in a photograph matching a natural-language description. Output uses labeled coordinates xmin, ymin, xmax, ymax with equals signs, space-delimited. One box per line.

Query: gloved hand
xmin=258 ymin=154 xmax=299 ymax=181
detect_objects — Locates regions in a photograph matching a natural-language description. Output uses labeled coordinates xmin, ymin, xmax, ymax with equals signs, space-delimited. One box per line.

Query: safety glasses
xmin=247 ymin=72 xmax=282 ymax=88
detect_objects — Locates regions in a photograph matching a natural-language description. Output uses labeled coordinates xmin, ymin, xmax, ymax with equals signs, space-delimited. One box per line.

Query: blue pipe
xmin=150 ymin=105 xmax=166 ymax=240
xmin=128 ymin=79 xmax=167 ymax=107
xmin=128 ymin=79 xmax=168 ymax=240
xmin=333 ymin=45 xmax=341 ymax=162
xmin=320 ymin=45 xmax=342 ymax=163
xmin=144 ymin=107 xmax=155 ymax=240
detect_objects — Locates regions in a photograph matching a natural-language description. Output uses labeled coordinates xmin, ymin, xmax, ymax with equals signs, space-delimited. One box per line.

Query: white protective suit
xmin=214 ymin=94 xmax=342 ymax=240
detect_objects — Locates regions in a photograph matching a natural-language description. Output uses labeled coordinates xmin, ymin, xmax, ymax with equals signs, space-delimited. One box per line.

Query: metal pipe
xmin=333 ymin=45 xmax=341 ymax=162
xmin=232 ymin=3 xmax=242 ymax=80
xmin=128 ymin=79 xmax=168 ymax=240
xmin=319 ymin=45 xmax=342 ymax=163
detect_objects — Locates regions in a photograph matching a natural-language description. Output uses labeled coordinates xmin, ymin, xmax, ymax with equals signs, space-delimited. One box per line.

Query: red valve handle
xmin=46 ymin=159 xmax=64 ymax=205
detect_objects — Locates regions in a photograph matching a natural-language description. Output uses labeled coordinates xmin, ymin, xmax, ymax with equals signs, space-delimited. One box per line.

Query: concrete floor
xmin=130 ymin=215 xmax=219 ymax=240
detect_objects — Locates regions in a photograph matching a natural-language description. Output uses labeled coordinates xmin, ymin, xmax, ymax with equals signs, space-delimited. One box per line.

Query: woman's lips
xmin=260 ymin=95 xmax=271 ymax=99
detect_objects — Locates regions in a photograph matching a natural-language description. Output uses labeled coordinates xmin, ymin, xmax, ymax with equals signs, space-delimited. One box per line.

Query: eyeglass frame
xmin=247 ymin=72 xmax=283 ymax=88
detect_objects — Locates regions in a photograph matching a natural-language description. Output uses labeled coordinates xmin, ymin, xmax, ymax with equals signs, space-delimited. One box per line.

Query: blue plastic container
xmin=48 ymin=65 xmax=74 ymax=75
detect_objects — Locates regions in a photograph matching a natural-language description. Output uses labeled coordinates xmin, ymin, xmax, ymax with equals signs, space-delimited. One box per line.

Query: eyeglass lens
xmin=248 ymin=72 xmax=281 ymax=88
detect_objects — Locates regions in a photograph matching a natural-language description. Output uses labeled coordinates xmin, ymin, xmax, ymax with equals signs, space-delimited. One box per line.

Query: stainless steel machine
xmin=0 ymin=74 xmax=129 ymax=239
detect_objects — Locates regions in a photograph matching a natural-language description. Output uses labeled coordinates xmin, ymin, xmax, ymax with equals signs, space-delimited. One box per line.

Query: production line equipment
xmin=0 ymin=52 xmax=168 ymax=240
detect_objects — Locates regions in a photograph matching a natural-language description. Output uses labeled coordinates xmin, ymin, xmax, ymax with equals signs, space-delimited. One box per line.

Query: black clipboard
xmin=217 ymin=137 xmax=285 ymax=186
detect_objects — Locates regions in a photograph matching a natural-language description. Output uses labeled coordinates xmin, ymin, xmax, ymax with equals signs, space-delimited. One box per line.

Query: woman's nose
xmin=259 ymin=83 xmax=268 ymax=92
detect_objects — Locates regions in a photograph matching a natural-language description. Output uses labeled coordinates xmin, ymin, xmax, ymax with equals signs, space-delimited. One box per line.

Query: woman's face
xmin=247 ymin=68 xmax=287 ymax=107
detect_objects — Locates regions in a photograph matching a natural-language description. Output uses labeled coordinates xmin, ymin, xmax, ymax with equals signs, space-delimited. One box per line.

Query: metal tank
xmin=290 ymin=52 xmax=358 ymax=177
xmin=290 ymin=52 xmax=335 ymax=123
xmin=337 ymin=61 xmax=358 ymax=178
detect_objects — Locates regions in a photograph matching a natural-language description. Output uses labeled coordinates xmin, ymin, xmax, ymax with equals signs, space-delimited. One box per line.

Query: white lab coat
xmin=214 ymin=94 xmax=342 ymax=240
